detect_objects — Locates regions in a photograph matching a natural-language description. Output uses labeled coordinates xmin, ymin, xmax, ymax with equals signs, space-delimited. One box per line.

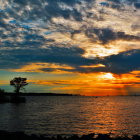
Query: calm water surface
xmin=0 ymin=96 xmax=140 ymax=136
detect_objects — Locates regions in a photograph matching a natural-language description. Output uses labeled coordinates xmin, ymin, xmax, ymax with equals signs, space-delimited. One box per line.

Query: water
xmin=0 ymin=96 xmax=140 ymax=136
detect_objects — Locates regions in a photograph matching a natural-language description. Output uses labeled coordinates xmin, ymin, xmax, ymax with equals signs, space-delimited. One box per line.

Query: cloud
xmin=0 ymin=45 xmax=98 ymax=70
xmin=82 ymin=28 xmax=140 ymax=44
xmin=6 ymin=48 xmax=140 ymax=75
xmin=0 ymin=0 xmax=140 ymax=76
xmin=1 ymin=0 xmax=86 ymax=22
xmin=99 ymin=50 xmax=140 ymax=74
xmin=39 ymin=49 xmax=140 ymax=75
xmin=134 ymin=3 xmax=140 ymax=9
xmin=10 ymin=62 xmax=75 ymax=74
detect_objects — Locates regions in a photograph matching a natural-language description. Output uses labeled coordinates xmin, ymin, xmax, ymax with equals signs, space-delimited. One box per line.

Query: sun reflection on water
xmin=0 ymin=96 xmax=140 ymax=136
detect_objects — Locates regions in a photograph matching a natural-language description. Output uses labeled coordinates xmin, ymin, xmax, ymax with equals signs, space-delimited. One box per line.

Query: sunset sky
xmin=0 ymin=0 xmax=140 ymax=96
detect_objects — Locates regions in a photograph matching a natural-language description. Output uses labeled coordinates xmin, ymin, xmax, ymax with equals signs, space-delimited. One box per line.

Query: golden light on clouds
xmin=80 ymin=64 xmax=105 ymax=68
xmin=82 ymin=44 xmax=120 ymax=58
xmin=24 ymin=71 xmax=140 ymax=96
xmin=10 ymin=63 xmax=74 ymax=73
xmin=7 ymin=59 xmax=140 ymax=96
xmin=45 ymin=29 xmax=140 ymax=58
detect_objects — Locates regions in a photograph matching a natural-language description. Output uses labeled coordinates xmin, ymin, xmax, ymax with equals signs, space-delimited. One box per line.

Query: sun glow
xmin=99 ymin=73 xmax=115 ymax=80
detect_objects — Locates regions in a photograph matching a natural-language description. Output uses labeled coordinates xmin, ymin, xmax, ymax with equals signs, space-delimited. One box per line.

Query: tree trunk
xmin=15 ymin=86 xmax=20 ymax=95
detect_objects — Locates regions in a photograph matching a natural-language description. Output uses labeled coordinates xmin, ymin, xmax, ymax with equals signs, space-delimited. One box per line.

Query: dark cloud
xmin=41 ymin=68 xmax=56 ymax=72
xmin=37 ymin=49 xmax=140 ymax=75
xmin=107 ymin=0 xmax=138 ymax=4
xmin=97 ymin=50 xmax=140 ymax=74
xmin=1 ymin=39 xmax=140 ymax=75
xmin=72 ymin=28 xmax=140 ymax=44
xmin=2 ymin=0 xmax=86 ymax=22
xmin=24 ymin=34 xmax=46 ymax=41
xmin=107 ymin=0 xmax=139 ymax=10
xmin=0 ymin=46 xmax=97 ymax=69
xmin=67 ymin=50 xmax=140 ymax=74
xmin=134 ymin=3 xmax=140 ymax=9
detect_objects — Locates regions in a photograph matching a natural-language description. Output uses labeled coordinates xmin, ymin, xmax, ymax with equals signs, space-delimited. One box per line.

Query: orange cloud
xmin=10 ymin=62 xmax=74 ymax=73
xmin=80 ymin=64 xmax=105 ymax=68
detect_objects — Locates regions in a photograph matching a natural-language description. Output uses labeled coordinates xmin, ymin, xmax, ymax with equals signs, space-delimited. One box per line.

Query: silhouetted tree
xmin=10 ymin=77 xmax=28 ymax=95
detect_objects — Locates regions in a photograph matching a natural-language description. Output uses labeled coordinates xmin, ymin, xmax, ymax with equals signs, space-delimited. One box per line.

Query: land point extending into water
xmin=0 ymin=130 xmax=139 ymax=140
xmin=0 ymin=92 xmax=80 ymax=103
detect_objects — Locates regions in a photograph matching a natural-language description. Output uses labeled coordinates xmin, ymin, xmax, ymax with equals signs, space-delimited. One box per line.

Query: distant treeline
xmin=0 ymin=130 xmax=139 ymax=140
xmin=3 ymin=93 xmax=80 ymax=96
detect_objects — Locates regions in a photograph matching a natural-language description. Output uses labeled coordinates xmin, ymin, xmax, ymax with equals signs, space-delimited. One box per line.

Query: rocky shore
xmin=0 ymin=130 xmax=140 ymax=140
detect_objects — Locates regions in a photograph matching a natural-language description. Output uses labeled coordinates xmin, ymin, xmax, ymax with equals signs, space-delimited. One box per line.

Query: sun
xmin=100 ymin=73 xmax=115 ymax=80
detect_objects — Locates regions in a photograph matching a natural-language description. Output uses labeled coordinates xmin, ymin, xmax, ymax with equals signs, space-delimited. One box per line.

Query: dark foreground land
xmin=0 ymin=130 xmax=140 ymax=140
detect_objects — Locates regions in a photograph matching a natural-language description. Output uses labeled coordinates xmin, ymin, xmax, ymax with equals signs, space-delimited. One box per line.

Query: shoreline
xmin=1 ymin=93 xmax=140 ymax=97
xmin=2 ymin=93 xmax=80 ymax=96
